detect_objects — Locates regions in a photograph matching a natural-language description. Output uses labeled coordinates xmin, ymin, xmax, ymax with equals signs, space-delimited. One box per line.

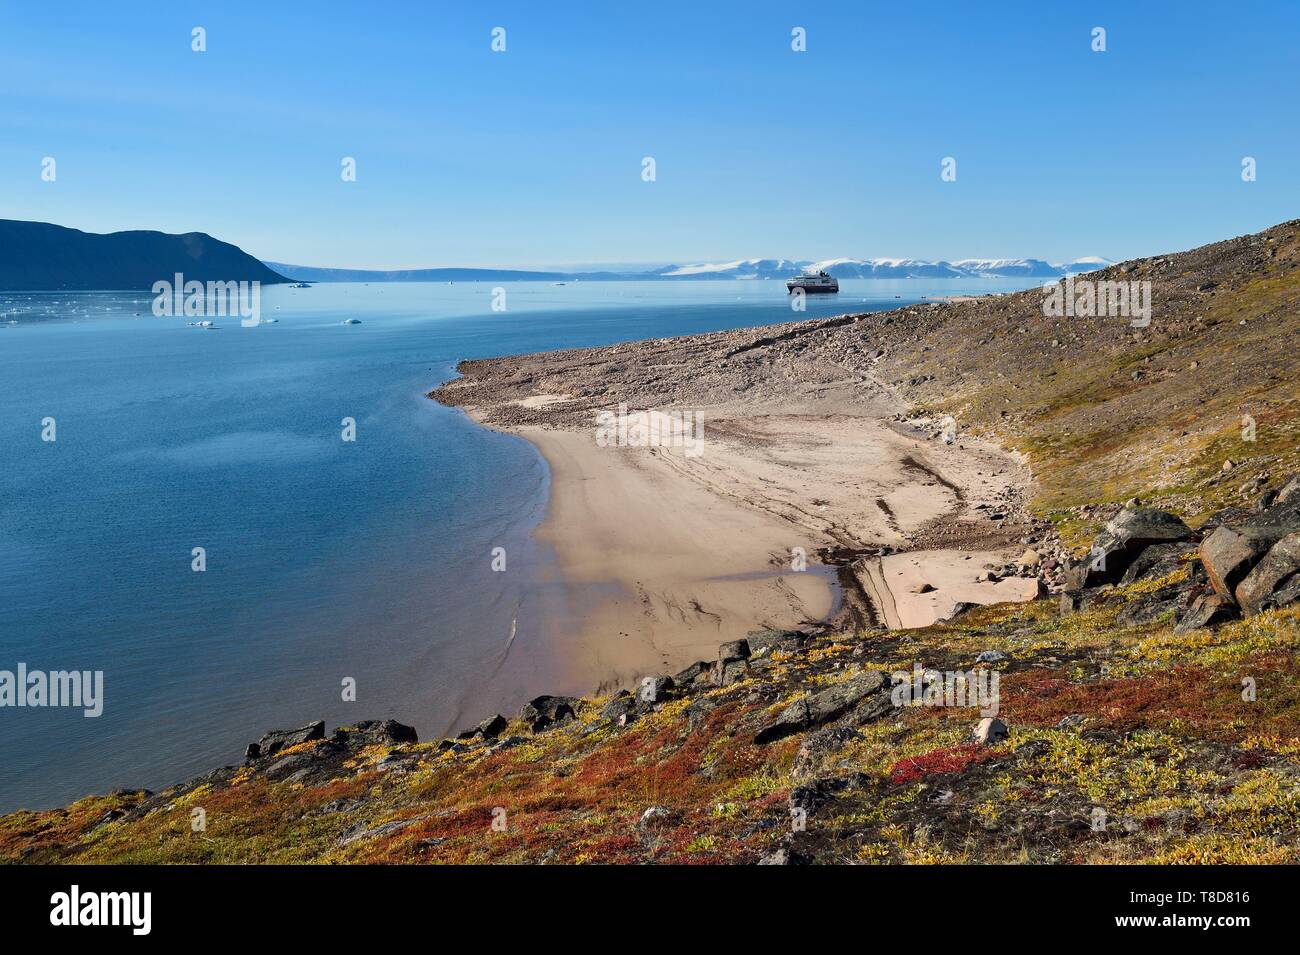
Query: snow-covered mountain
xmin=658 ymin=258 xmax=807 ymax=278
xmin=658 ymin=255 xmax=1111 ymax=280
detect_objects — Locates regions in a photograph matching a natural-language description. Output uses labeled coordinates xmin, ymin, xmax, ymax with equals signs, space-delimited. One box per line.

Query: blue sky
xmin=1 ymin=1 xmax=1297 ymax=268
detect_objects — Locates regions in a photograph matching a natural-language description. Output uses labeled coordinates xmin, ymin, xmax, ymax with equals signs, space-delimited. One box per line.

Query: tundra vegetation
xmin=4 ymin=220 xmax=1299 ymax=864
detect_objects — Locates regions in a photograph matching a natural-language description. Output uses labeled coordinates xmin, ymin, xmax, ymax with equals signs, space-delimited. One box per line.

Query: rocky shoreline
xmin=5 ymin=218 xmax=1300 ymax=864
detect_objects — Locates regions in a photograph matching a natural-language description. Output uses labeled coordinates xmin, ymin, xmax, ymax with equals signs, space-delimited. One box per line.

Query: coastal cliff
xmin=4 ymin=219 xmax=1300 ymax=864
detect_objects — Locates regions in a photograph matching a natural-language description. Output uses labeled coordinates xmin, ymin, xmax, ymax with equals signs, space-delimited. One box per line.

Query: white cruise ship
xmin=786 ymin=269 xmax=839 ymax=294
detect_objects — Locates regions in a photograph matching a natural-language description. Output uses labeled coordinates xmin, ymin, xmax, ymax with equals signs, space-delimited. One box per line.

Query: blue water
xmin=0 ymin=278 xmax=1036 ymax=811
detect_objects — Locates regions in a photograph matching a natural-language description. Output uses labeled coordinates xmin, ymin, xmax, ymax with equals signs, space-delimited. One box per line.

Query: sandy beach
xmin=436 ymin=313 xmax=1043 ymax=697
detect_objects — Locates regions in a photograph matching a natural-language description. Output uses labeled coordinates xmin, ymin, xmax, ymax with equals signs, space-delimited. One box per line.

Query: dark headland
xmin=0 ymin=219 xmax=290 ymax=291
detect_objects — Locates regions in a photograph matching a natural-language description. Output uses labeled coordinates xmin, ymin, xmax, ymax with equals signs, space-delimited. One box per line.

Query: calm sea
xmin=0 ymin=277 xmax=1037 ymax=810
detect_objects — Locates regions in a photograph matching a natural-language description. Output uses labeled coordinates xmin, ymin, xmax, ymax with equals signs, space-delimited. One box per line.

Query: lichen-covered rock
xmin=672 ymin=660 xmax=711 ymax=685
xmin=1236 ymin=532 xmax=1300 ymax=615
xmin=254 ymin=720 xmax=325 ymax=759
xmin=754 ymin=670 xmax=889 ymax=744
xmin=1276 ymin=474 xmax=1300 ymax=506
xmin=333 ymin=719 xmax=418 ymax=748
xmin=1174 ymin=592 xmax=1238 ymax=633
xmin=1200 ymin=525 xmax=1283 ymax=599
xmin=1119 ymin=541 xmax=1196 ymax=585
xmin=1084 ymin=509 xmax=1192 ymax=585
xmin=792 ymin=726 xmax=863 ymax=781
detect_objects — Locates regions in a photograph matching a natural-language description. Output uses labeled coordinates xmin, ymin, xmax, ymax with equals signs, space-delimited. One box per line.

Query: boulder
xmin=1119 ymin=541 xmax=1196 ymax=585
xmin=519 ymin=695 xmax=580 ymax=732
xmin=1199 ymin=506 xmax=1253 ymax=533
xmin=789 ymin=776 xmax=859 ymax=816
xmin=598 ymin=691 xmax=638 ymax=727
xmin=792 ymin=726 xmax=862 ymax=781
xmin=711 ymin=659 xmax=750 ymax=687
xmin=637 ymin=675 xmax=675 ymax=703
xmin=255 ymin=720 xmax=325 ymax=758
xmin=475 ymin=715 xmax=508 ymax=739
xmin=1062 ymin=564 xmax=1089 ymax=594
xmin=971 ymin=717 xmax=1008 ymax=745
xmin=718 ymin=639 xmax=751 ymax=662
xmin=754 ymin=670 xmax=889 ymax=744
xmin=939 ymin=601 xmax=978 ymax=623
xmin=1174 ymin=593 xmax=1238 ymax=633
xmin=1116 ymin=581 xmax=1196 ymax=627
xmin=1200 ymin=525 xmax=1285 ymax=599
xmin=711 ymin=639 xmax=753 ymax=686
xmin=1083 ymin=509 xmax=1192 ymax=585
xmin=745 ymin=629 xmax=807 ymax=655
xmin=1235 ymin=532 xmax=1300 ymax=615
xmin=1276 ymin=474 xmax=1300 ymax=506
xmin=672 ymin=661 xmax=712 ymax=685
xmin=1243 ymin=500 xmax=1300 ymax=533
xmin=637 ymin=806 xmax=671 ymax=829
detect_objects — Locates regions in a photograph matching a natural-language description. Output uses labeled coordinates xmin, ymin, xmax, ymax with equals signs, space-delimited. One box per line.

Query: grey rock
xmin=672 ymin=660 xmax=712 ymax=685
xmin=971 ymin=717 xmax=1008 ymax=745
xmin=1276 ymin=474 xmax=1300 ymax=506
xmin=599 ymin=690 xmax=636 ymax=724
xmin=754 ymin=670 xmax=888 ymax=744
xmin=263 ymin=752 xmax=315 ymax=781
xmin=1084 ymin=509 xmax=1192 ymax=585
xmin=519 ymin=695 xmax=580 ymax=732
xmin=637 ymin=675 xmax=675 ymax=702
xmin=336 ymin=813 xmax=430 ymax=848
xmin=255 ymin=720 xmax=325 ymax=759
xmin=792 ymin=726 xmax=862 ymax=781
xmin=1200 ymin=525 xmax=1286 ymax=599
xmin=712 ymin=658 xmax=750 ymax=687
xmin=745 ymin=629 xmax=807 ymax=655
xmin=717 ymin=639 xmax=751 ymax=662
xmin=638 ymin=806 xmax=671 ymax=828
xmin=1119 ymin=541 xmax=1196 ymax=585
xmin=940 ymin=601 xmax=979 ymax=623
xmin=1174 ymin=593 xmax=1238 ymax=633
xmin=1236 ymin=532 xmax=1300 ymax=615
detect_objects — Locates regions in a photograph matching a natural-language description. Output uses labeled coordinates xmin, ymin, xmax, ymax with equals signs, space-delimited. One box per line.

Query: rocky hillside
xmin=4 ymin=219 xmax=1299 ymax=864
xmin=441 ymin=219 xmax=1300 ymax=555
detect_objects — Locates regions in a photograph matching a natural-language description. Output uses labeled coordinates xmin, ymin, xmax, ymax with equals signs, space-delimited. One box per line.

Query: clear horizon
xmin=2 ymin=1 xmax=1297 ymax=268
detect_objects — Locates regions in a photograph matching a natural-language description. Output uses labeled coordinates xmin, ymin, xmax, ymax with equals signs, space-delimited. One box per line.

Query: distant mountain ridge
xmin=657 ymin=256 xmax=1111 ymax=280
xmin=0 ymin=217 xmax=1107 ymax=289
xmin=0 ymin=220 xmax=290 ymax=291
xmin=268 ymin=255 xmax=1111 ymax=283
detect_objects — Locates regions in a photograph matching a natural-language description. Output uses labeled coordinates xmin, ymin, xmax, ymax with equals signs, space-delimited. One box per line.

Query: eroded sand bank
xmin=435 ymin=315 xmax=1040 ymax=698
